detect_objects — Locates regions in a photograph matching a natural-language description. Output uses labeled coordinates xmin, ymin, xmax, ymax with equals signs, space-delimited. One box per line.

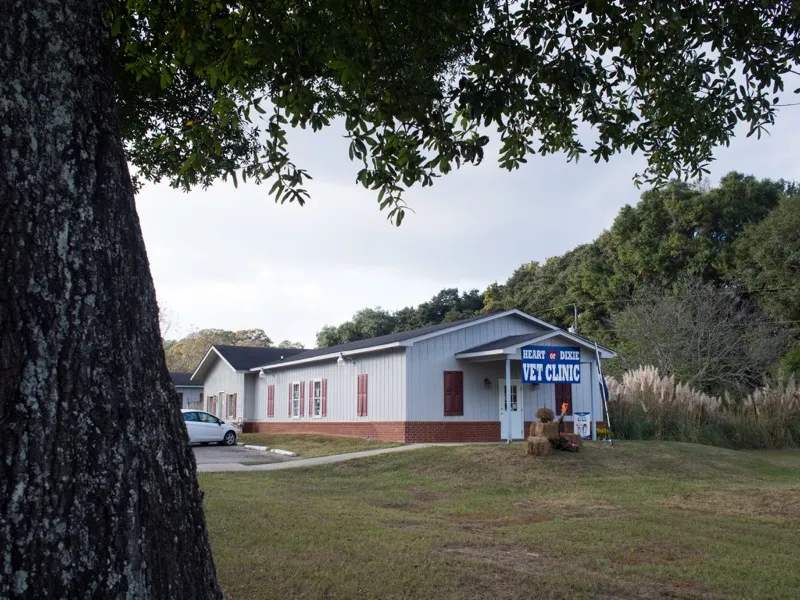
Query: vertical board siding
xmin=174 ymin=386 xmax=204 ymax=409
xmin=243 ymin=374 xmax=256 ymax=420
xmin=406 ymin=315 xmax=548 ymax=421
xmin=253 ymin=348 xmax=406 ymax=423
xmin=201 ymin=358 xmax=246 ymax=419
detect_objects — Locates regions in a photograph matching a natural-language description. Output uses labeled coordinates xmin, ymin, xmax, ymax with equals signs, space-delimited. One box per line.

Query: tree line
xmin=316 ymin=172 xmax=800 ymax=396
xmin=163 ymin=329 xmax=304 ymax=373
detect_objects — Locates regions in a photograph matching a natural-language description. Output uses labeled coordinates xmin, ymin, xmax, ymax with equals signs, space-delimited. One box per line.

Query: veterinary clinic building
xmin=192 ymin=310 xmax=614 ymax=443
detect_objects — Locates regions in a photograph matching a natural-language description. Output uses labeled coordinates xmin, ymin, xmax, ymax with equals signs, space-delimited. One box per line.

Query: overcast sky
xmin=136 ymin=106 xmax=800 ymax=348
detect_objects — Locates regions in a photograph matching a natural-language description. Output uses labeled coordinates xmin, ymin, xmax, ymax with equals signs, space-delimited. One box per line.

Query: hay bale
xmin=525 ymin=435 xmax=550 ymax=457
xmin=529 ymin=422 xmax=559 ymax=440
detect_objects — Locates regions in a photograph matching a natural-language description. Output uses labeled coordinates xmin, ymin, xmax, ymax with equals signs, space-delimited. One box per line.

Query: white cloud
xmin=136 ymin=102 xmax=800 ymax=349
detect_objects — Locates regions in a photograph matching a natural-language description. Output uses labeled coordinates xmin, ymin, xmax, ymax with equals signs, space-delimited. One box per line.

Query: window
xmin=291 ymin=382 xmax=300 ymax=418
xmin=502 ymin=384 xmax=518 ymax=411
xmin=198 ymin=412 xmax=221 ymax=424
xmin=183 ymin=412 xmax=198 ymax=422
xmin=555 ymin=383 xmax=572 ymax=416
xmin=312 ymin=380 xmax=322 ymax=417
xmin=226 ymin=393 xmax=236 ymax=419
xmin=207 ymin=395 xmax=217 ymax=415
xmin=357 ymin=374 xmax=368 ymax=417
xmin=177 ymin=392 xmax=184 ymax=406
xmin=444 ymin=371 xmax=464 ymax=416
xmin=267 ymin=384 xmax=275 ymax=418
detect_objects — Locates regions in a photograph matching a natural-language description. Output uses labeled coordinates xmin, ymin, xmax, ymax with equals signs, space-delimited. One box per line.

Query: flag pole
xmin=594 ymin=342 xmax=613 ymax=445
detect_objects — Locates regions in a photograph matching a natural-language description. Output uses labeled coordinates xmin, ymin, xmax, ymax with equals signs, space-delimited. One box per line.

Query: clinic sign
xmin=521 ymin=346 xmax=581 ymax=384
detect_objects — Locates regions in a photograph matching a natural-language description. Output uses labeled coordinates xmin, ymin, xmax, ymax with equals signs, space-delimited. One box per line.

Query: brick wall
xmin=404 ymin=421 xmax=500 ymax=443
xmin=242 ymin=420 xmax=502 ymax=442
xmin=242 ymin=421 xmax=407 ymax=441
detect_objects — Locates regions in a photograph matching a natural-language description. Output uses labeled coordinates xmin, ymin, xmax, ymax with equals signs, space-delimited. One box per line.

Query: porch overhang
xmin=454 ymin=330 xmax=615 ymax=361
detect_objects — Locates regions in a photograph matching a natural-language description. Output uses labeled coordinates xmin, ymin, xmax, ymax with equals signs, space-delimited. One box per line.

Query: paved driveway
xmin=192 ymin=444 xmax=289 ymax=466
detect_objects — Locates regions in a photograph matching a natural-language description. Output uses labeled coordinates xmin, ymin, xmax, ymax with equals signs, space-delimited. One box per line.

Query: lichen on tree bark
xmin=0 ymin=0 xmax=222 ymax=597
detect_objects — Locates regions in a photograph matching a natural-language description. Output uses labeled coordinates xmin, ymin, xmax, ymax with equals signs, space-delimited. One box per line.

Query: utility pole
xmin=573 ymin=304 xmax=578 ymax=333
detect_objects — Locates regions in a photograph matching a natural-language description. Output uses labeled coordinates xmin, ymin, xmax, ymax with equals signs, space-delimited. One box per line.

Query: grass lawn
xmin=200 ymin=442 xmax=800 ymax=599
xmin=238 ymin=432 xmax=402 ymax=458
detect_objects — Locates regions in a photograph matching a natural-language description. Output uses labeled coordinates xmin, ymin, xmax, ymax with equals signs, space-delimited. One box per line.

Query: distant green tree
xmin=732 ymin=194 xmax=800 ymax=323
xmin=166 ymin=328 xmax=273 ymax=372
xmin=277 ymin=340 xmax=305 ymax=349
xmin=315 ymin=289 xmax=484 ymax=348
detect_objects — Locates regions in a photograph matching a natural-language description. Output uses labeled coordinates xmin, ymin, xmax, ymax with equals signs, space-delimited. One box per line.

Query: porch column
xmin=590 ymin=361 xmax=597 ymax=441
xmin=505 ymin=356 xmax=512 ymax=443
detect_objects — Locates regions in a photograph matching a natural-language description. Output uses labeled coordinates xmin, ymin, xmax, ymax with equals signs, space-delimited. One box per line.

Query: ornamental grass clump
xmin=607 ymin=367 xmax=800 ymax=449
xmin=536 ymin=407 xmax=554 ymax=423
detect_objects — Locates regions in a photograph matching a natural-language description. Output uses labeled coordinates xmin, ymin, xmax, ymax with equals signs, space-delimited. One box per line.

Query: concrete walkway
xmin=196 ymin=443 xmax=437 ymax=473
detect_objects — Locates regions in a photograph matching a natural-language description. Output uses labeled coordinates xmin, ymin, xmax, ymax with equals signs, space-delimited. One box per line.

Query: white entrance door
xmin=499 ymin=379 xmax=524 ymax=440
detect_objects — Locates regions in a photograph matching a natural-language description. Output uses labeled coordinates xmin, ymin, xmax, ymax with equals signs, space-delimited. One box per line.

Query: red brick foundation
xmin=404 ymin=421 xmax=500 ymax=443
xmin=242 ymin=421 xmax=407 ymax=441
xmin=242 ymin=420 xmax=502 ymax=443
xmin=242 ymin=420 xmax=609 ymax=442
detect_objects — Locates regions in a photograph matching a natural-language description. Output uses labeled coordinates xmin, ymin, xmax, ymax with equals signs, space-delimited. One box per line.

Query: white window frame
xmin=226 ymin=393 xmax=236 ymax=419
xmin=291 ymin=382 xmax=301 ymax=418
xmin=312 ymin=379 xmax=323 ymax=418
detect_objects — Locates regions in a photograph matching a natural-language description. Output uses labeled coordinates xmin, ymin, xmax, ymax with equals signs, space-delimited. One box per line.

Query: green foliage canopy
xmin=109 ymin=0 xmax=800 ymax=222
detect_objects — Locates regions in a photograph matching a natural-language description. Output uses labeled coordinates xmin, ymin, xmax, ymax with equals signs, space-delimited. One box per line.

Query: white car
xmin=181 ymin=409 xmax=239 ymax=446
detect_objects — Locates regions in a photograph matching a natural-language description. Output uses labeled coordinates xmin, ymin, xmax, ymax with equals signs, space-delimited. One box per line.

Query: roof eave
xmin=252 ymin=341 xmax=407 ymax=371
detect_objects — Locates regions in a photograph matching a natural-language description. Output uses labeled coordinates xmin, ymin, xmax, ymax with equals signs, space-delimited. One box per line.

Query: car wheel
xmin=222 ymin=431 xmax=236 ymax=446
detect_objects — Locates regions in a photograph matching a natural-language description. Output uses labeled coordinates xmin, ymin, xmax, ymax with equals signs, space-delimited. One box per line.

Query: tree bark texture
xmin=0 ymin=1 xmax=223 ymax=598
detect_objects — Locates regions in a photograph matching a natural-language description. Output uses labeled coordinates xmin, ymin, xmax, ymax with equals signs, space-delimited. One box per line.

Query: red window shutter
xmin=299 ymin=381 xmax=305 ymax=416
xmin=444 ymin=371 xmax=464 ymax=416
xmin=357 ymin=374 xmax=368 ymax=417
xmin=289 ymin=383 xmax=293 ymax=417
xmin=267 ymin=385 xmax=275 ymax=418
xmin=233 ymin=393 xmax=238 ymax=419
xmin=321 ymin=378 xmax=327 ymax=417
xmin=308 ymin=380 xmax=314 ymax=415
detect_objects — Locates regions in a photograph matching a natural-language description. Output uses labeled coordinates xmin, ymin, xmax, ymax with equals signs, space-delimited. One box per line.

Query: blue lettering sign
xmin=521 ymin=346 xmax=581 ymax=384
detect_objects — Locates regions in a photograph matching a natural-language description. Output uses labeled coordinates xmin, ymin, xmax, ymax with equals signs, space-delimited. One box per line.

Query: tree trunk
xmin=0 ymin=1 xmax=222 ymax=598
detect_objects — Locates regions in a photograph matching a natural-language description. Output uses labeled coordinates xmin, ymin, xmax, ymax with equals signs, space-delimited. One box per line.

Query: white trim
xmin=455 ymin=330 xmax=616 ymax=359
xmin=405 ymin=309 xmax=557 ymax=345
xmin=290 ymin=381 xmax=301 ymax=419
xmin=252 ymin=310 xmax=613 ymax=371
xmin=310 ymin=379 xmax=323 ymax=418
xmin=253 ymin=342 xmax=404 ymax=371
xmin=191 ymin=346 xmax=238 ymax=380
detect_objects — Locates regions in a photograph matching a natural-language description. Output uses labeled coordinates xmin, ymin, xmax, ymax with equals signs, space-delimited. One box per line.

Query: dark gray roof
xmin=457 ymin=334 xmax=542 ymax=354
xmin=259 ymin=312 xmax=510 ymax=367
xmin=215 ymin=345 xmax=305 ymax=371
xmin=458 ymin=330 xmax=614 ymax=355
xmin=170 ymin=372 xmax=203 ymax=387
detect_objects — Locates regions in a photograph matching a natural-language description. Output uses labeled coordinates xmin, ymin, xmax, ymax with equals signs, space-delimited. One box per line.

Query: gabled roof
xmin=254 ymin=310 xmax=565 ymax=371
xmin=170 ymin=372 xmax=203 ymax=387
xmin=191 ymin=345 xmax=305 ymax=380
xmin=455 ymin=330 xmax=616 ymax=359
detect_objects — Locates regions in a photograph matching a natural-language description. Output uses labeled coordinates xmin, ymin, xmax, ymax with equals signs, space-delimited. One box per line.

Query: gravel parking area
xmin=192 ymin=444 xmax=289 ymax=466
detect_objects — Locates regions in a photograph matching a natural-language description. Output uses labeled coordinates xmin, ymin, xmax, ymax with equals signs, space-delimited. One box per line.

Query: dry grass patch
xmin=201 ymin=442 xmax=800 ymax=599
xmin=238 ymin=432 xmax=401 ymax=458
